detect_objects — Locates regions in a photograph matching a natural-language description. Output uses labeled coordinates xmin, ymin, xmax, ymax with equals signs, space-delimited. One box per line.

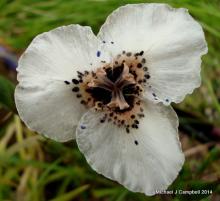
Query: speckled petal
xmin=15 ymin=24 xmax=110 ymax=142
xmin=98 ymin=3 xmax=207 ymax=104
xmin=76 ymin=100 xmax=184 ymax=195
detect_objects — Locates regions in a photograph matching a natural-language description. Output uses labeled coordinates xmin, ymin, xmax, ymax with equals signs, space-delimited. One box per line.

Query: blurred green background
xmin=0 ymin=0 xmax=220 ymax=200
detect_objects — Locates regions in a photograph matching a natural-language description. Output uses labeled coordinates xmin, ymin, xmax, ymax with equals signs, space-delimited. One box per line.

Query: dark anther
xmin=87 ymin=87 xmax=112 ymax=105
xmin=106 ymin=66 xmax=124 ymax=82
xmin=134 ymin=140 xmax=139 ymax=145
xmin=76 ymin=94 xmax=82 ymax=98
xmin=126 ymin=52 xmax=132 ymax=57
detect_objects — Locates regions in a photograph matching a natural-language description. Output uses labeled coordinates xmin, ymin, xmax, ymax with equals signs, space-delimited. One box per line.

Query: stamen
xmin=69 ymin=50 xmax=150 ymax=132
xmin=87 ymin=64 xmax=136 ymax=110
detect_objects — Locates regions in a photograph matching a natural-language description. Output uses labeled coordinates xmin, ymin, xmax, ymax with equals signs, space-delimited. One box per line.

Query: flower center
xmin=65 ymin=50 xmax=151 ymax=132
xmin=88 ymin=64 xmax=136 ymax=110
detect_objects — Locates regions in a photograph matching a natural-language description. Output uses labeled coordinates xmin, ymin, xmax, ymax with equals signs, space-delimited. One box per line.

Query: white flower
xmin=15 ymin=3 xmax=207 ymax=196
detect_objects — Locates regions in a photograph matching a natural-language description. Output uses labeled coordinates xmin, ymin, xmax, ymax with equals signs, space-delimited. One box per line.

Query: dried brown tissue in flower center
xmin=66 ymin=50 xmax=151 ymax=133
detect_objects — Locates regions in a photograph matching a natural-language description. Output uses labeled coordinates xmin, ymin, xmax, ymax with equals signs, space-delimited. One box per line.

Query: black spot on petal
xmin=141 ymin=58 xmax=146 ymax=63
xmin=131 ymin=115 xmax=135 ymax=119
xmin=97 ymin=51 xmax=101 ymax=57
xmin=144 ymin=74 xmax=150 ymax=79
xmin=81 ymin=125 xmax=86 ymax=129
xmin=143 ymin=67 xmax=148 ymax=71
xmin=72 ymin=79 xmax=79 ymax=84
xmin=139 ymin=51 xmax=144 ymax=56
xmin=64 ymin=81 xmax=70 ymax=85
xmin=72 ymin=87 xmax=79 ymax=92
xmin=137 ymin=63 xmax=142 ymax=68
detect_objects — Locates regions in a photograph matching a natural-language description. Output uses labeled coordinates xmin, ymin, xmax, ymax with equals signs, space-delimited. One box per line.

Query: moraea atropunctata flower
xmin=15 ymin=3 xmax=207 ymax=195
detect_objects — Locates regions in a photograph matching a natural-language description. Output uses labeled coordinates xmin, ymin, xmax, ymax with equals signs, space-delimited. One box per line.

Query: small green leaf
xmin=197 ymin=147 xmax=220 ymax=173
xmin=0 ymin=76 xmax=15 ymax=111
xmin=49 ymin=185 xmax=89 ymax=201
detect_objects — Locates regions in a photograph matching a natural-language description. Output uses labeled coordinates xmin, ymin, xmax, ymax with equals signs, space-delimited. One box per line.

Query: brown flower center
xmin=88 ymin=64 xmax=135 ymax=110
xmin=65 ymin=50 xmax=152 ymax=133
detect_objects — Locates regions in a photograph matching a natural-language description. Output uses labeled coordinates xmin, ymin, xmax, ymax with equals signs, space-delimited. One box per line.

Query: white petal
xmin=15 ymin=25 xmax=109 ymax=142
xmin=98 ymin=3 xmax=207 ymax=104
xmin=15 ymin=81 xmax=84 ymax=142
xmin=76 ymin=101 xmax=184 ymax=195
xmin=17 ymin=24 xmax=109 ymax=84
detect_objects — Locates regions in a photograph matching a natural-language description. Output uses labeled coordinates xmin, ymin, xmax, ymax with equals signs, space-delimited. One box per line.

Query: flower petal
xmin=76 ymin=101 xmax=184 ymax=195
xmin=15 ymin=25 xmax=109 ymax=142
xmin=98 ymin=3 xmax=207 ymax=104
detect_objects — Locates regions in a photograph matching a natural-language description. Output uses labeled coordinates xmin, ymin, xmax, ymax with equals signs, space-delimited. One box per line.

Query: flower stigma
xmin=65 ymin=50 xmax=151 ymax=133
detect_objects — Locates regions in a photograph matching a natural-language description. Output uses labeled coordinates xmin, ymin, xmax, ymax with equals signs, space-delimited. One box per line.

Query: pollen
xmin=67 ymin=50 xmax=150 ymax=132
